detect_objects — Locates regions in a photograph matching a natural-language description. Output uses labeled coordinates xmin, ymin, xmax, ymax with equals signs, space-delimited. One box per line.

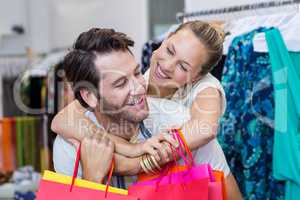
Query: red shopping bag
xmin=36 ymin=143 xmax=137 ymax=200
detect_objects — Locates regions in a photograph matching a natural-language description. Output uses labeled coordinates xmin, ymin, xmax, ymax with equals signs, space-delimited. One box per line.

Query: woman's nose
xmin=161 ymin=59 xmax=176 ymax=74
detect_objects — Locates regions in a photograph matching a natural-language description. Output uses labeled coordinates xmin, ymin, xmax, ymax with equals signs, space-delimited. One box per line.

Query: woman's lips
xmin=154 ymin=63 xmax=170 ymax=80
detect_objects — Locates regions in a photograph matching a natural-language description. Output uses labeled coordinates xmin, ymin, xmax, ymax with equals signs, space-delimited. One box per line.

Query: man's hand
xmin=81 ymin=134 xmax=114 ymax=183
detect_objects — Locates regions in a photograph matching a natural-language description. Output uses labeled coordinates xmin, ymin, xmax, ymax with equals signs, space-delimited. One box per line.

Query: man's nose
xmin=129 ymin=77 xmax=146 ymax=96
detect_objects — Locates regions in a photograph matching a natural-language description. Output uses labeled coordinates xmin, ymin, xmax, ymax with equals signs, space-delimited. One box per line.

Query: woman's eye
xmin=167 ymin=47 xmax=173 ymax=55
xmin=179 ymin=64 xmax=187 ymax=72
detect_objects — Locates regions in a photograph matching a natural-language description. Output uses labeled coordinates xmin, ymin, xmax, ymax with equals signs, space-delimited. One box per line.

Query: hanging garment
xmin=29 ymin=77 xmax=44 ymax=109
xmin=0 ymin=118 xmax=16 ymax=172
xmin=141 ymin=40 xmax=161 ymax=74
xmin=218 ymin=27 xmax=285 ymax=200
xmin=0 ymin=121 xmax=2 ymax=171
xmin=265 ymin=28 xmax=300 ymax=200
xmin=16 ymin=117 xmax=25 ymax=167
xmin=223 ymin=13 xmax=300 ymax=54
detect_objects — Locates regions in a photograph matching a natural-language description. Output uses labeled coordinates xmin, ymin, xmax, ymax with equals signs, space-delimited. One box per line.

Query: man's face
xmin=95 ymin=50 xmax=149 ymax=123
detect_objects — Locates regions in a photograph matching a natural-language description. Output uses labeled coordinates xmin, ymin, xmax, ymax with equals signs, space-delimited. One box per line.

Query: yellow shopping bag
xmin=36 ymin=143 xmax=137 ymax=200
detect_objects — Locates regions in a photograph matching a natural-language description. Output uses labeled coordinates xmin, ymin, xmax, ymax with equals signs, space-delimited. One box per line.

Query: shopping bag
xmin=129 ymin=129 xmax=224 ymax=200
xmin=138 ymin=166 xmax=226 ymax=200
xmin=36 ymin=143 xmax=138 ymax=200
xmin=136 ymin=163 xmax=214 ymax=185
xmin=172 ymin=129 xmax=224 ymax=200
xmin=129 ymin=177 xmax=209 ymax=200
xmin=129 ymin=129 xmax=211 ymax=200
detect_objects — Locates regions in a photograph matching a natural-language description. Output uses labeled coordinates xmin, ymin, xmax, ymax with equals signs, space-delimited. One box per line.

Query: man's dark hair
xmin=62 ymin=28 xmax=134 ymax=109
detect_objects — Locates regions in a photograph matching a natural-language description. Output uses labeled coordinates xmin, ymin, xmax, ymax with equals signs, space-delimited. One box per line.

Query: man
xmin=53 ymin=28 xmax=175 ymax=187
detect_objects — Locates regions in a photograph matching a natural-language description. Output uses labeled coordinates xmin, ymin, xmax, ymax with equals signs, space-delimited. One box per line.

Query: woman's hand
xmin=139 ymin=131 xmax=178 ymax=162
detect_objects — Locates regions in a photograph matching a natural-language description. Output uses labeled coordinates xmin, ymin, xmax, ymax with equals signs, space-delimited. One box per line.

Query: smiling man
xmin=53 ymin=28 xmax=152 ymax=187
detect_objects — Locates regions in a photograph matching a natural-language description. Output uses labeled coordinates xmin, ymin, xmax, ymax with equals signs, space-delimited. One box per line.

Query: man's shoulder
xmin=53 ymin=136 xmax=78 ymax=176
xmin=84 ymin=111 xmax=102 ymax=128
xmin=53 ymin=135 xmax=75 ymax=153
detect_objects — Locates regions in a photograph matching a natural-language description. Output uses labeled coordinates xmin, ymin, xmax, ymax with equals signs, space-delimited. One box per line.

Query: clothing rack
xmin=177 ymin=0 xmax=300 ymax=22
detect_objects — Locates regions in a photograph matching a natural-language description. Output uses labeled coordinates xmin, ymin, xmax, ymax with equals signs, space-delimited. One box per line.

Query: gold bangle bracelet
xmin=145 ymin=155 xmax=158 ymax=174
xmin=144 ymin=155 xmax=156 ymax=174
xmin=140 ymin=155 xmax=150 ymax=174
xmin=149 ymin=155 xmax=162 ymax=171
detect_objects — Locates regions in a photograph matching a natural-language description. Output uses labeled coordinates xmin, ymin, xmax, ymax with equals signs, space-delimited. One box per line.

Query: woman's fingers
xmin=162 ymin=142 xmax=173 ymax=161
xmin=145 ymin=146 xmax=161 ymax=161
xmin=160 ymin=132 xmax=179 ymax=148
xmin=153 ymin=141 xmax=172 ymax=163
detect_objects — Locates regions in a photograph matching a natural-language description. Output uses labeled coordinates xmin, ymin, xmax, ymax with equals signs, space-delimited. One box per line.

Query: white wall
xmin=49 ymin=0 xmax=149 ymax=59
xmin=185 ymin=0 xmax=272 ymax=12
xmin=184 ymin=0 xmax=292 ymax=21
xmin=0 ymin=0 xmax=149 ymax=59
xmin=0 ymin=0 xmax=29 ymax=55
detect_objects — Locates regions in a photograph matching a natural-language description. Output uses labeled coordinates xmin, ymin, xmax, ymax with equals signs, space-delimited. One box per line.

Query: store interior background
xmin=1 ymin=0 xmax=299 ymax=199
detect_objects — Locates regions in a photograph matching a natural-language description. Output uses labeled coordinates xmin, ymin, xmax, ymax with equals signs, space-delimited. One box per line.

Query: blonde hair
xmin=174 ymin=20 xmax=225 ymax=76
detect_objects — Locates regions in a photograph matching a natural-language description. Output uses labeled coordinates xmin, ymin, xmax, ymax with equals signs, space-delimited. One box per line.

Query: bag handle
xmin=154 ymin=129 xmax=195 ymax=186
xmin=154 ymin=144 xmax=186 ymax=190
xmin=173 ymin=129 xmax=215 ymax=182
xmin=70 ymin=142 xmax=115 ymax=198
xmin=173 ymin=129 xmax=194 ymax=167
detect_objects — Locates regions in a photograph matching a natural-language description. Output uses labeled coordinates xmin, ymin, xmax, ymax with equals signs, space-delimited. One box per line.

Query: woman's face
xmin=149 ymin=29 xmax=208 ymax=89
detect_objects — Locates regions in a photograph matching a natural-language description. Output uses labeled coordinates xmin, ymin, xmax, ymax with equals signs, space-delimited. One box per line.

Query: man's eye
xmin=116 ymin=79 xmax=127 ymax=88
xmin=135 ymin=71 xmax=141 ymax=76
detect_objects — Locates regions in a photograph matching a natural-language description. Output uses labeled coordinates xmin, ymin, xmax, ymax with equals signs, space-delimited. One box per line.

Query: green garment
xmin=266 ymin=28 xmax=300 ymax=200
xmin=16 ymin=117 xmax=24 ymax=167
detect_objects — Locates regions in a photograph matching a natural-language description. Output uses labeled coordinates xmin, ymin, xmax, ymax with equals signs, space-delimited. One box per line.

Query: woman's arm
xmin=51 ymin=100 xmax=176 ymax=159
xmin=51 ymin=100 xmax=146 ymax=157
xmin=180 ymin=87 xmax=222 ymax=150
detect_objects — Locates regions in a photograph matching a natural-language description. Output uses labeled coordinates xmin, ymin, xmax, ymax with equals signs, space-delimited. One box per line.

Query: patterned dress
xmin=218 ymin=27 xmax=285 ymax=200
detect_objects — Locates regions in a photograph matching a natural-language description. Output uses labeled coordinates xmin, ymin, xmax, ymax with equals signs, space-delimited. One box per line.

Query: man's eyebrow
xmin=134 ymin=64 xmax=141 ymax=72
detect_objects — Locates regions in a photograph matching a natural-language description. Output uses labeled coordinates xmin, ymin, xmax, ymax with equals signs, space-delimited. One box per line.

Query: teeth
xmin=129 ymin=97 xmax=141 ymax=105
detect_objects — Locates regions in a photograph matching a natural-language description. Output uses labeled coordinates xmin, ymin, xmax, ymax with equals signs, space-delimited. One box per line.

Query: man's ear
xmin=79 ymin=89 xmax=98 ymax=108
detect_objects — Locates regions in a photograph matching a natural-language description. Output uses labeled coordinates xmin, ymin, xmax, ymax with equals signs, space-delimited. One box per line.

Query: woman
xmin=52 ymin=21 xmax=242 ymax=199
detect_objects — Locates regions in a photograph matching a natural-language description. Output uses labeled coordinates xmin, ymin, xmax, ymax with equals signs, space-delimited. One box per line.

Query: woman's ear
xmin=79 ymin=89 xmax=98 ymax=108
